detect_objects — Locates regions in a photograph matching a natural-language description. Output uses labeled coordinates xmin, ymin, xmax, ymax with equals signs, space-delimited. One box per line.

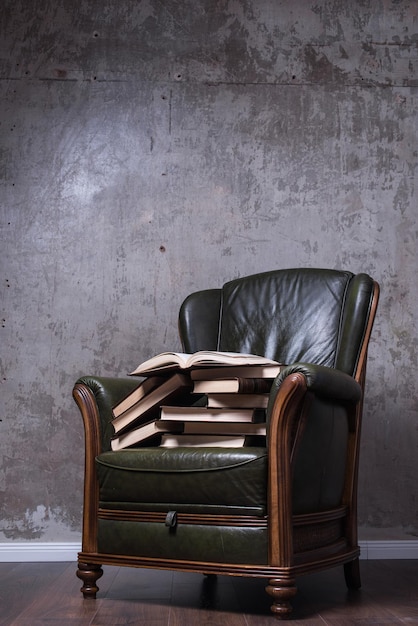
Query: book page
xmin=131 ymin=350 xmax=280 ymax=376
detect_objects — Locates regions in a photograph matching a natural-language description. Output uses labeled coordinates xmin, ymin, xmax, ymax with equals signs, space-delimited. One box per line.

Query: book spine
xmin=235 ymin=377 xmax=273 ymax=393
xmin=193 ymin=377 xmax=273 ymax=393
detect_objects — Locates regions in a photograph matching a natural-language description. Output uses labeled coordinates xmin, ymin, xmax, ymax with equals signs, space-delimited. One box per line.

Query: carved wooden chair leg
xmin=344 ymin=558 xmax=361 ymax=590
xmin=76 ymin=562 xmax=103 ymax=598
xmin=265 ymin=577 xmax=297 ymax=619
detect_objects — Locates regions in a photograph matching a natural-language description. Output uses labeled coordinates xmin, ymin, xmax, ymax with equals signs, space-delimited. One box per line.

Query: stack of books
xmin=110 ymin=351 xmax=282 ymax=450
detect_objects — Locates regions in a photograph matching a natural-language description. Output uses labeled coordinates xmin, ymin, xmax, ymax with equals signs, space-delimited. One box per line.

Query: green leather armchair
xmin=73 ymin=268 xmax=379 ymax=618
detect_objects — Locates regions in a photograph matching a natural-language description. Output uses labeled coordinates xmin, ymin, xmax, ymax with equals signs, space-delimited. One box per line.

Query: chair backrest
xmin=179 ymin=268 xmax=377 ymax=379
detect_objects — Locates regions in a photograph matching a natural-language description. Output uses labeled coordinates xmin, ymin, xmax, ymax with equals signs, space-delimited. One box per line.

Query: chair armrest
xmin=270 ymin=362 xmax=362 ymax=405
xmin=266 ymin=363 xmax=363 ymax=515
xmin=74 ymin=376 xmax=143 ymax=452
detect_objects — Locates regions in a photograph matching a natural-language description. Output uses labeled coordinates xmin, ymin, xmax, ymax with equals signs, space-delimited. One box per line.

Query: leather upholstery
xmin=179 ymin=269 xmax=374 ymax=377
xmin=179 ymin=288 xmax=222 ymax=352
xmin=96 ymin=447 xmax=267 ymax=516
xmin=78 ymin=376 xmax=141 ymax=451
xmin=97 ymin=520 xmax=268 ymax=564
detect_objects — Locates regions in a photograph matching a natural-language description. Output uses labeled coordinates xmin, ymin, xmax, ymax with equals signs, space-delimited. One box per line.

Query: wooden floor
xmin=1 ymin=560 xmax=417 ymax=625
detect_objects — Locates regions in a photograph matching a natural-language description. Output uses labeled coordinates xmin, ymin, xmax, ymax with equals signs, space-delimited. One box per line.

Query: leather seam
xmin=216 ymin=286 xmax=224 ymax=350
xmin=96 ymin=455 xmax=268 ymax=473
xmin=334 ymin=274 xmax=351 ymax=370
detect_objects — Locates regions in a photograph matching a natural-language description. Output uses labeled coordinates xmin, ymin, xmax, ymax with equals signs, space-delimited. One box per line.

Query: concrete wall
xmin=1 ymin=0 xmax=417 ymax=541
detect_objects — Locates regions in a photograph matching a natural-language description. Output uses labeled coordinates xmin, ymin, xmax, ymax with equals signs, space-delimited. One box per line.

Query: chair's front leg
xmin=265 ymin=577 xmax=297 ymax=618
xmin=76 ymin=562 xmax=103 ymax=599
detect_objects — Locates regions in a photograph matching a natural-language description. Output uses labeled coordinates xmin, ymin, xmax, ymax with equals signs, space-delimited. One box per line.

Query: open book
xmin=130 ymin=350 xmax=280 ymax=376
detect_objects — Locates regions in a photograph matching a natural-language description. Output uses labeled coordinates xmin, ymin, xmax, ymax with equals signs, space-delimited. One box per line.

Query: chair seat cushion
xmin=96 ymin=447 xmax=267 ymax=516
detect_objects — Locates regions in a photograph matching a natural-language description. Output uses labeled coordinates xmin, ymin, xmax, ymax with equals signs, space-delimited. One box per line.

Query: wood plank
xmin=169 ymin=572 xmax=246 ymax=626
xmin=7 ymin=563 xmax=118 ymax=626
xmin=91 ymin=566 xmax=172 ymax=625
xmin=0 ymin=562 xmax=69 ymax=626
xmin=1 ymin=560 xmax=417 ymax=624
xmin=290 ymin=562 xmax=407 ymax=624
xmin=355 ymin=560 xmax=418 ymax=624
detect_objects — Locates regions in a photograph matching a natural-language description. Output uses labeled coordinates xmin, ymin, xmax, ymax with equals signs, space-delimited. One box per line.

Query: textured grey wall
xmin=1 ymin=0 xmax=417 ymax=541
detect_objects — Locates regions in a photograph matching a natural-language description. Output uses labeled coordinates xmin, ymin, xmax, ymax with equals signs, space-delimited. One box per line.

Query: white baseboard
xmin=0 ymin=540 xmax=418 ymax=563
xmin=359 ymin=540 xmax=418 ymax=560
xmin=0 ymin=542 xmax=81 ymax=562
